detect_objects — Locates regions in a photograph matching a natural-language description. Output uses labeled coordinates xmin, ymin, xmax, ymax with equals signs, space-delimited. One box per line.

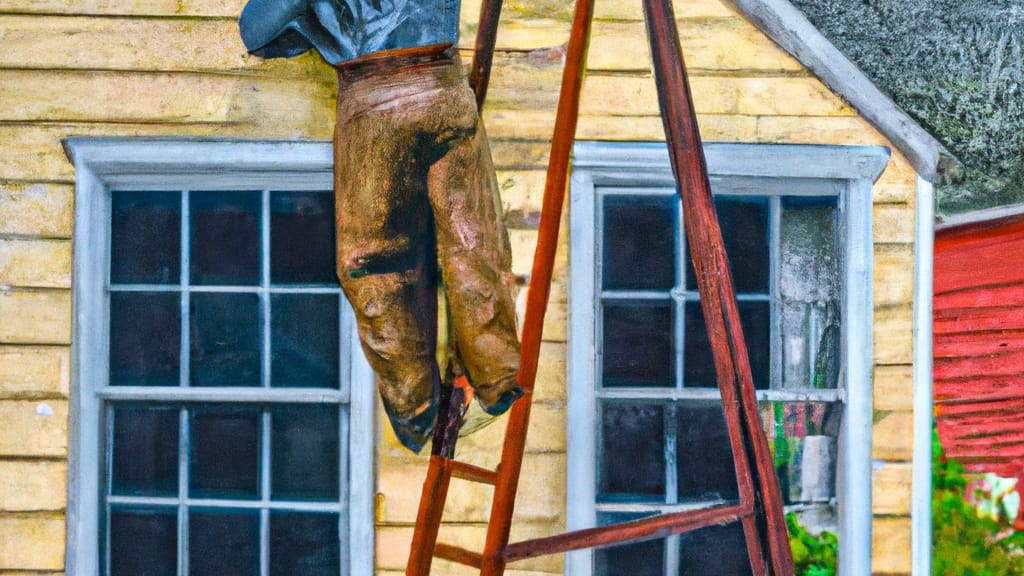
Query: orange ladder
xmin=404 ymin=0 xmax=796 ymax=572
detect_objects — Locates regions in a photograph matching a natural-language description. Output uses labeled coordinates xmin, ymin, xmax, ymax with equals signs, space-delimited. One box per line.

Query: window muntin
xmin=102 ymin=188 xmax=351 ymax=576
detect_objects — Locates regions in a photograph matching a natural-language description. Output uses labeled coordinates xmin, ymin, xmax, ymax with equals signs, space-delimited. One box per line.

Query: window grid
xmin=102 ymin=188 xmax=348 ymax=576
xmin=594 ymin=186 xmax=843 ymax=575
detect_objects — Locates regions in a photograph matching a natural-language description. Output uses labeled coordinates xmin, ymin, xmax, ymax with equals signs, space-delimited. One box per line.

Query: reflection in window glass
xmin=109 ymin=508 xmax=177 ymax=576
xmin=109 ymin=291 xmax=180 ymax=387
xmin=272 ymin=404 xmax=341 ymax=501
xmin=678 ymin=523 xmax=754 ymax=576
xmin=599 ymin=403 xmax=665 ymax=500
xmin=602 ymin=302 xmax=674 ymax=388
xmin=110 ymin=191 xmax=180 ymax=284
xmin=676 ymin=402 xmax=739 ymax=502
xmin=190 ymin=510 xmax=260 ymax=576
xmin=271 ymin=294 xmax=340 ymax=389
xmin=191 ymin=191 xmax=261 ymax=285
xmin=270 ymin=512 xmax=340 ymax=576
xmin=683 ymin=301 xmax=770 ymax=389
xmin=686 ymin=196 xmax=769 ymax=293
xmin=111 ymin=405 xmax=179 ymax=497
xmin=190 ymin=405 xmax=261 ymax=500
xmin=603 ymin=195 xmax=676 ymax=290
xmin=271 ymin=191 xmax=336 ymax=285
xmin=190 ymin=292 xmax=261 ymax=387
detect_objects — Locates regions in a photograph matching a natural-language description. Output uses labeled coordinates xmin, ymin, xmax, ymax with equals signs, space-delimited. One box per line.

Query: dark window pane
xmin=270 ymin=512 xmax=340 ymax=576
xmin=190 ymin=405 xmax=260 ymax=499
xmin=190 ymin=509 xmax=260 ymax=576
xmin=191 ymin=191 xmax=260 ymax=285
xmin=190 ymin=292 xmax=260 ymax=387
xmin=602 ymin=194 xmax=677 ymax=290
xmin=110 ymin=292 xmax=180 ymax=387
xmin=599 ymin=402 xmax=665 ymax=500
xmin=602 ymin=302 xmax=674 ymax=388
xmin=272 ymin=405 xmax=340 ymax=501
xmin=111 ymin=405 xmax=179 ymax=496
xmin=678 ymin=523 xmax=753 ymax=576
xmin=110 ymin=191 xmax=180 ymax=284
xmin=271 ymin=191 xmax=336 ymax=285
xmin=594 ymin=512 xmax=664 ymax=576
xmin=763 ymin=401 xmax=841 ymax=505
xmin=109 ymin=508 xmax=177 ymax=576
xmin=686 ymin=197 xmax=768 ymax=293
xmin=676 ymin=402 xmax=738 ymax=501
xmin=271 ymin=294 xmax=339 ymax=389
xmin=683 ymin=301 xmax=769 ymax=390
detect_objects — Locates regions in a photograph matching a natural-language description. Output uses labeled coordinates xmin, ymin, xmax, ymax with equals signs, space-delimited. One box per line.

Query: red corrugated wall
xmin=934 ymin=213 xmax=1024 ymax=479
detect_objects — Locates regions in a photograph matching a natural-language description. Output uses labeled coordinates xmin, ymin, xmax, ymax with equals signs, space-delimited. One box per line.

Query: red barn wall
xmin=934 ymin=213 xmax=1024 ymax=478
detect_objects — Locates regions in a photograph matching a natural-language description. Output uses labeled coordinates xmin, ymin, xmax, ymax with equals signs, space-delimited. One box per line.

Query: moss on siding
xmin=790 ymin=0 xmax=1024 ymax=215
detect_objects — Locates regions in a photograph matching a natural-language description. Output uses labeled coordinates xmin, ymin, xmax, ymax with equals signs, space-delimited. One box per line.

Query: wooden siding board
xmin=933 ymin=196 xmax=1024 ymax=485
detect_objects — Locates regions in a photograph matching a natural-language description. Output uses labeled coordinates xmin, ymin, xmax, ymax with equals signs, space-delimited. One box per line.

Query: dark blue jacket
xmin=239 ymin=0 xmax=460 ymax=65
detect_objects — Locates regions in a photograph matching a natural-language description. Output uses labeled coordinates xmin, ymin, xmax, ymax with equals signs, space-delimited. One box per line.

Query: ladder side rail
xmin=477 ymin=0 xmax=597 ymax=571
xmin=469 ymin=0 xmax=503 ymax=108
xmin=641 ymin=0 xmax=794 ymax=573
xmin=406 ymin=457 xmax=457 ymax=575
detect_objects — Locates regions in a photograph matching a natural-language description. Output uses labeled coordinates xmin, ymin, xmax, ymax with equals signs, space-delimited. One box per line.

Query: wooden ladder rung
xmin=501 ymin=501 xmax=754 ymax=563
xmin=433 ymin=543 xmax=484 ymax=568
xmin=450 ymin=461 xmax=498 ymax=485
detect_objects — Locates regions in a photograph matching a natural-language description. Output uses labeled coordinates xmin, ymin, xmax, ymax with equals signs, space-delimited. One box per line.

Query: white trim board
xmin=728 ymin=0 xmax=957 ymax=182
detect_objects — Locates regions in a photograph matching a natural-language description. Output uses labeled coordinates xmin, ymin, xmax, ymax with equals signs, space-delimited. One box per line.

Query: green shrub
xmin=932 ymin=429 xmax=1024 ymax=575
xmin=787 ymin=513 xmax=838 ymax=576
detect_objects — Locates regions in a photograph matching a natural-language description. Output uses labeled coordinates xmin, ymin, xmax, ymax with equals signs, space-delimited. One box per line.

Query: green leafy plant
xmin=787 ymin=513 xmax=838 ymax=576
xmin=932 ymin=429 xmax=1024 ymax=575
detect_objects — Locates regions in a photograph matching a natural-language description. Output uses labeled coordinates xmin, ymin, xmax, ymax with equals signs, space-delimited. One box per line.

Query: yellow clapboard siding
xmin=0 ymin=239 xmax=72 ymax=289
xmin=0 ymin=290 xmax=71 ymax=345
xmin=0 ymin=70 xmax=336 ymax=126
xmin=875 ymin=204 xmax=916 ymax=244
xmin=0 ymin=346 xmax=70 ymax=399
xmin=0 ymin=514 xmax=65 ymax=571
xmin=0 ymin=401 xmax=68 ymax=457
xmin=873 ymin=410 xmax=914 ymax=462
xmin=874 ymin=244 xmax=914 ymax=307
xmin=587 ymin=18 xmax=803 ymax=73
xmin=0 ymin=0 xmax=242 ymax=16
xmin=872 ymin=517 xmax=912 ymax=575
xmin=0 ymin=183 xmax=73 ymax=238
xmin=0 ymin=15 xmax=334 ymax=80
xmin=874 ymin=304 xmax=913 ymax=366
xmin=0 ymin=461 xmax=67 ymax=512
xmin=581 ymin=74 xmax=856 ymax=117
xmin=874 ymin=364 xmax=914 ymax=412
xmin=594 ymin=0 xmax=737 ymax=20
xmin=872 ymin=462 xmax=913 ymax=516
xmin=0 ymin=124 xmax=332 ymax=184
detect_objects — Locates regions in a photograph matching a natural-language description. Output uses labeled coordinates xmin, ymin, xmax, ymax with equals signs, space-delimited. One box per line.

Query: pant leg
xmin=334 ymin=85 xmax=440 ymax=453
xmin=426 ymin=82 xmax=522 ymax=413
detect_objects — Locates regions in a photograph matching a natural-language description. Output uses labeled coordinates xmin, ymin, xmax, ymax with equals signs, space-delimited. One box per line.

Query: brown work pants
xmin=334 ymin=46 xmax=521 ymax=453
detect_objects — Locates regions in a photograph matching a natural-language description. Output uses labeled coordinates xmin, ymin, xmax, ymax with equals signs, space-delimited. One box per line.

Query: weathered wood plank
xmin=587 ymin=18 xmax=802 ymax=73
xmin=0 ymin=346 xmax=70 ymax=399
xmin=873 ymin=245 xmax=914 ymax=307
xmin=935 ymin=374 xmax=1024 ymax=402
xmin=580 ymin=74 xmax=855 ymax=117
xmin=0 ymin=400 xmax=68 ymax=457
xmin=934 ymin=306 xmax=1024 ymax=336
xmin=0 ymin=15 xmax=334 ymax=79
xmin=935 ymin=329 xmax=1024 ymax=358
xmin=0 ymin=290 xmax=71 ymax=345
xmin=872 ymin=411 xmax=913 ymax=461
xmin=873 ymin=364 xmax=913 ymax=411
xmin=935 ymin=221 xmax=1024 ymax=295
xmin=0 ymin=183 xmax=73 ymax=238
xmin=934 ymin=349 xmax=1024 ymax=380
xmin=874 ymin=305 xmax=913 ymax=365
xmin=934 ymin=282 xmax=1024 ymax=312
xmin=0 ymin=461 xmax=67 ymax=511
xmin=0 ymin=0 xmax=242 ymax=16
xmin=0 ymin=514 xmax=66 ymax=570
xmin=871 ymin=462 xmax=912 ymax=516
xmin=0 ymin=70 xmax=336 ymax=126
xmin=0 ymin=239 xmax=72 ymax=289
xmin=871 ymin=517 xmax=912 ymax=575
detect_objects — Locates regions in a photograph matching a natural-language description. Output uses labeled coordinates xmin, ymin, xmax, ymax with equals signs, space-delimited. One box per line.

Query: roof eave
xmin=728 ymin=0 xmax=958 ymax=183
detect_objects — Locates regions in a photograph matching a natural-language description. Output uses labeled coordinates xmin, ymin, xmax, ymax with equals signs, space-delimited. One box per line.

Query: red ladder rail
xmin=403 ymin=0 xmax=796 ymax=571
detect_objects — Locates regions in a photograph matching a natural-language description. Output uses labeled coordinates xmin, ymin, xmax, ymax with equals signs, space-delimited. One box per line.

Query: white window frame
xmin=64 ymin=138 xmax=375 ymax=576
xmin=566 ymin=141 xmax=888 ymax=576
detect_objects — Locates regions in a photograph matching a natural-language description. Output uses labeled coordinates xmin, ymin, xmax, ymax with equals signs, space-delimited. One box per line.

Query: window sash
xmin=66 ymin=139 xmax=376 ymax=576
xmin=566 ymin=141 xmax=887 ymax=576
